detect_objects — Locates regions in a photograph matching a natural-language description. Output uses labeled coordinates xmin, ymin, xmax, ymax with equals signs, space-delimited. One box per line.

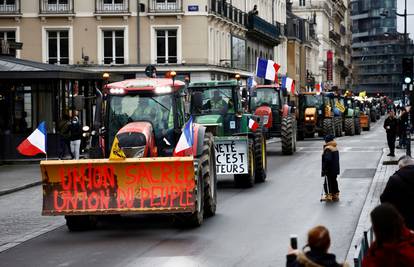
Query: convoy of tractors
xmin=39 ymin=74 xmax=388 ymax=231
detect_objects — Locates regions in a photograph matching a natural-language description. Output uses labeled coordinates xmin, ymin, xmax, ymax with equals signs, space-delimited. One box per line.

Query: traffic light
xmin=402 ymin=57 xmax=413 ymax=84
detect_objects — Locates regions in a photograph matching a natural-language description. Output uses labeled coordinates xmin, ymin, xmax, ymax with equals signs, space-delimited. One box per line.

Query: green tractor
xmin=188 ymin=80 xmax=267 ymax=188
xmin=249 ymin=85 xmax=297 ymax=155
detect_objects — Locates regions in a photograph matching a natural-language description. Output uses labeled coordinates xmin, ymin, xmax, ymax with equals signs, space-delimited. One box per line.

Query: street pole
xmin=403 ymin=0 xmax=412 ymax=156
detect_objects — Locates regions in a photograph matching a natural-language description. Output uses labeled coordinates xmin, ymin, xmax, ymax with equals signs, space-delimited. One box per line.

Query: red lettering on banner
xmin=125 ymin=165 xmax=136 ymax=185
xmin=88 ymin=192 xmax=99 ymax=210
xmin=140 ymin=187 xmax=150 ymax=208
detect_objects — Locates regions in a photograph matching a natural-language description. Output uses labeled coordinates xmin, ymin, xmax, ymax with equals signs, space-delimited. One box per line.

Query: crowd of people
xmin=384 ymin=106 xmax=411 ymax=156
xmin=287 ymin=154 xmax=414 ymax=266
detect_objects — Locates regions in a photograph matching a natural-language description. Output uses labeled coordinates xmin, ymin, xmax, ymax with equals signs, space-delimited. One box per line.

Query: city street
xmin=0 ymin=119 xmax=387 ymax=267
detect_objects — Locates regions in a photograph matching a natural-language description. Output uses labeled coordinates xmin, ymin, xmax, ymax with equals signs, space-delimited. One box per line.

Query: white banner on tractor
xmin=214 ymin=137 xmax=248 ymax=175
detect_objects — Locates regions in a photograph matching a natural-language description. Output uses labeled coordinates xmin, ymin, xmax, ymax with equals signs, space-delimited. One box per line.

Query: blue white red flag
xmin=17 ymin=121 xmax=47 ymax=156
xmin=282 ymin=77 xmax=295 ymax=94
xmin=256 ymin=58 xmax=280 ymax=81
xmin=174 ymin=116 xmax=194 ymax=156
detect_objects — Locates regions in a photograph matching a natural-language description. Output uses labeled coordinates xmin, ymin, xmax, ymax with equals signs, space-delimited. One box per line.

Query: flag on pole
xmin=248 ymin=118 xmax=259 ymax=132
xmin=256 ymin=58 xmax=280 ymax=81
xmin=282 ymin=77 xmax=295 ymax=94
xmin=174 ymin=116 xmax=194 ymax=156
xmin=315 ymin=82 xmax=323 ymax=93
xmin=17 ymin=122 xmax=47 ymax=156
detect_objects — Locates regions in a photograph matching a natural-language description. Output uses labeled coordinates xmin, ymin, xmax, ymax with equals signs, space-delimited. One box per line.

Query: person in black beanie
xmin=384 ymin=110 xmax=398 ymax=157
xmin=321 ymin=134 xmax=340 ymax=201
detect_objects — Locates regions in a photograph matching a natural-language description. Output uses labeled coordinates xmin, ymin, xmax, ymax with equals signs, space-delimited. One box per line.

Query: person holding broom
xmin=321 ymin=135 xmax=340 ymax=201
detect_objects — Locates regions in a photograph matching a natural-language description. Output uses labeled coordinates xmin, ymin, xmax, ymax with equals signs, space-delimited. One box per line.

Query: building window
xmin=0 ymin=31 xmax=16 ymax=56
xmin=156 ymin=29 xmax=177 ymax=64
xmin=47 ymin=30 xmax=68 ymax=64
xmin=103 ymin=30 xmax=124 ymax=64
xmin=299 ymin=0 xmax=305 ymax=6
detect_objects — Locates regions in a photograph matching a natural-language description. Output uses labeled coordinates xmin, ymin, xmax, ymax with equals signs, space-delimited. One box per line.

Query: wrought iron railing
xmin=39 ymin=0 xmax=74 ymax=14
xmin=209 ymin=0 xmax=247 ymax=27
xmin=148 ymin=0 xmax=183 ymax=13
xmin=247 ymin=14 xmax=280 ymax=40
xmin=0 ymin=0 xmax=20 ymax=14
xmin=95 ymin=0 xmax=129 ymax=14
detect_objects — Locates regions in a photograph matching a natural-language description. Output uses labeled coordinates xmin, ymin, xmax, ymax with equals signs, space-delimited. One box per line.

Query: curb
xmin=0 ymin=181 xmax=41 ymax=197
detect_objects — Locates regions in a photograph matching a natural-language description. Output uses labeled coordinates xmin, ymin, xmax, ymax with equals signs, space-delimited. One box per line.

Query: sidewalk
xmin=0 ymin=164 xmax=41 ymax=196
xmin=345 ymin=147 xmax=409 ymax=263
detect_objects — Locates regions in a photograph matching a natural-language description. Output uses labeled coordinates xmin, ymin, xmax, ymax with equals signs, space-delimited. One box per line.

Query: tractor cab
xmin=189 ymin=80 xmax=247 ymax=136
xmin=103 ymin=78 xmax=187 ymax=157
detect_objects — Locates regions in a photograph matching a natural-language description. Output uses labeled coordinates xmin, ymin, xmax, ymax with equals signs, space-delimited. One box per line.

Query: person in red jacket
xmin=363 ymin=204 xmax=414 ymax=267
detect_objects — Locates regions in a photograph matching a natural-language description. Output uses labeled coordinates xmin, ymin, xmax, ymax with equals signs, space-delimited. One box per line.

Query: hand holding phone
xmin=290 ymin=234 xmax=298 ymax=250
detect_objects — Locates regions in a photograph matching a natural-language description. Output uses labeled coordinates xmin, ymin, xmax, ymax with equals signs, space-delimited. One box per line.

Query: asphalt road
xmin=0 ymin=119 xmax=387 ymax=267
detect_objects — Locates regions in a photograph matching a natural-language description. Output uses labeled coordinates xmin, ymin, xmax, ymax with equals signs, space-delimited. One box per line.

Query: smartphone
xmin=290 ymin=234 xmax=298 ymax=249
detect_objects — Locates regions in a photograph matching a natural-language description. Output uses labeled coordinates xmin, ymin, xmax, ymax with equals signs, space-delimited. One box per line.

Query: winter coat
xmin=398 ymin=112 xmax=408 ymax=136
xmin=384 ymin=116 xmax=398 ymax=136
xmin=380 ymin=165 xmax=414 ymax=230
xmin=70 ymin=117 xmax=82 ymax=141
xmin=362 ymin=228 xmax=414 ymax=267
xmin=286 ymin=251 xmax=349 ymax=267
xmin=58 ymin=119 xmax=71 ymax=140
xmin=322 ymin=141 xmax=340 ymax=177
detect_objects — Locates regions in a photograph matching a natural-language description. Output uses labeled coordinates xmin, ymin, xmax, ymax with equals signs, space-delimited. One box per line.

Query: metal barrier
xmin=353 ymin=227 xmax=374 ymax=267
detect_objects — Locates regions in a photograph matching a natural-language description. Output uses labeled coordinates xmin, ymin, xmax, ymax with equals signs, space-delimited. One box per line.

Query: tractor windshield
xmin=251 ymin=88 xmax=279 ymax=109
xmin=192 ymin=87 xmax=235 ymax=114
xmin=107 ymin=94 xmax=173 ymax=147
xmin=304 ymin=94 xmax=323 ymax=108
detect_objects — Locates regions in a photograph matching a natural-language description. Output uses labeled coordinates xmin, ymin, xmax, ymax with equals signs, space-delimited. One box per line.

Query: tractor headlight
xmin=121 ymin=146 xmax=145 ymax=158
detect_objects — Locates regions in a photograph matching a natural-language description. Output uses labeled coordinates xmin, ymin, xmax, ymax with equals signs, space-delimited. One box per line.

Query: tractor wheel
xmin=184 ymin=165 xmax=204 ymax=227
xmin=370 ymin=111 xmax=377 ymax=122
xmin=65 ymin=215 xmax=97 ymax=232
xmin=201 ymin=132 xmax=217 ymax=218
xmin=334 ymin=117 xmax=342 ymax=137
xmin=323 ymin=118 xmax=334 ymax=136
xmin=345 ymin=118 xmax=355 ymax=136
xmin=354 ymin=118 xmax=361 ymax=135
xmin=234 ymin=140 xmax=255 ymax=188
xmin=281 ymin=115 xmax=296 ymax=155
xmin=254 ymin=131 xmax=267 ymax=183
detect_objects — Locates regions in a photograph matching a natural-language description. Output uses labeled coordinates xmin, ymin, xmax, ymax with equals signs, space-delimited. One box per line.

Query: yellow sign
xmin=335 ymin=101 xmax=346 ymax=113
xmin=109 ymin=136 xmax=126 ymax=160
xmin=359 ymin=91 xmax=366 ymax=98
xmin=40 ymin=157 xmax=196 ymax=215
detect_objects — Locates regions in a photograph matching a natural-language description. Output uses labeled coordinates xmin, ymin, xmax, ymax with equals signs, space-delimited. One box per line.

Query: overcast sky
xmin=397 ymin=0 xmax=414 ymax=38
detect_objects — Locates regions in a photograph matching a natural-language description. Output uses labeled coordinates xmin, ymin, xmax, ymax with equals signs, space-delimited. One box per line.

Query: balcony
xmin=39 ymin=0 xmax=74 ymax=15
xmin=329 ymin=30 xmax=341 ymax=45
xmin=209 ymin=0 xmax=247 ymax=27
xmin=148 ymin=0 xmax=183 ymax=13
xmin=0 ymin=0 xmax=21 ymax=17
xmin=95 ymin=0 xmax=130 ymax=15
xmin=246 ymin=14 xmax=281 ymax=46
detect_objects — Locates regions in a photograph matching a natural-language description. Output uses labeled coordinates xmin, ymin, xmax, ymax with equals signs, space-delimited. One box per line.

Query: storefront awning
xmin=0 ymin=56 xmax=102 ymax=80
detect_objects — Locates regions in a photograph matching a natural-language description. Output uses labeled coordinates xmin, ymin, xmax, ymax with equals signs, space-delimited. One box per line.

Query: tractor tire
xmin=65 ymin=215 xmax=97 ymax=231
xmin=281 ymin=116 xmax=296 ymax=155
xmin=334 ymin=117 xmax=342 ymax=137
xmin=345 ymin=118 xmax=355 ymax=136
xmin=355 ymin=118 xmax=361 ymax=135
xmin=254 ymin=131 xmax=267 ymax=183
xmin=234 ymin=139 xmax=255 ymax=188
xmin=323 ymin=118 xmax=335 ymax=136
xmin=183 ymin=165 xmax=204 ymax=227
xmin=370 ymin=111 xmax=377 ymax=123
xmin=201 ymin=132 xmax=217 ymax=218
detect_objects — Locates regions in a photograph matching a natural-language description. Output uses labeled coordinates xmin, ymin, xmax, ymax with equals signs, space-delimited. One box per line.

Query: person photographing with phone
xmin=384 ymin=110 xmax=398 ymax=157
xmin=286 ymin=225 xmax=349 ymax=267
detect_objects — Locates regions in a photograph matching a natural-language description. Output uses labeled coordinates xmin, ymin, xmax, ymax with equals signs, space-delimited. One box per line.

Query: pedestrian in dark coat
xmin=383 ymin=110 xmax=398 ymax=156
xmin=397 ymin=107 xmax=408 ymax=149
xmin=362 ymin=204 xmax=414 ymax=267
xmin=321 ymin=135 xmax=340 ymax=201
xmin=380 ymin=156 xmax=414 ymax=230
xmin=57 ymin=114 xmax=73 ymax=159
xmin=286 ymin=225 xmax=349 ymax=267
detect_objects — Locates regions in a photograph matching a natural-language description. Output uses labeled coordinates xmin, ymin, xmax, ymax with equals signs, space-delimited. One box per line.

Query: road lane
xmin=0 ymin=119 xmax=386 ymax=267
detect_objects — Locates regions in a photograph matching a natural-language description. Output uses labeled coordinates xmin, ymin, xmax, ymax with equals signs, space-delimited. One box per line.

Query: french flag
xmin=256 ymin=58 xmax=280 ymax=81
xmin=282 ymin=77 xmax=295 ymax=94
xmin=17 ymin=122 xmax=47 ymax=156
xmin=248 ymin=118 xmax=259 ymax=132
xmin=315 ymin=82 xmax=323 ymax=93
xmin=174 ymin=116 xmax=194 ymax=156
